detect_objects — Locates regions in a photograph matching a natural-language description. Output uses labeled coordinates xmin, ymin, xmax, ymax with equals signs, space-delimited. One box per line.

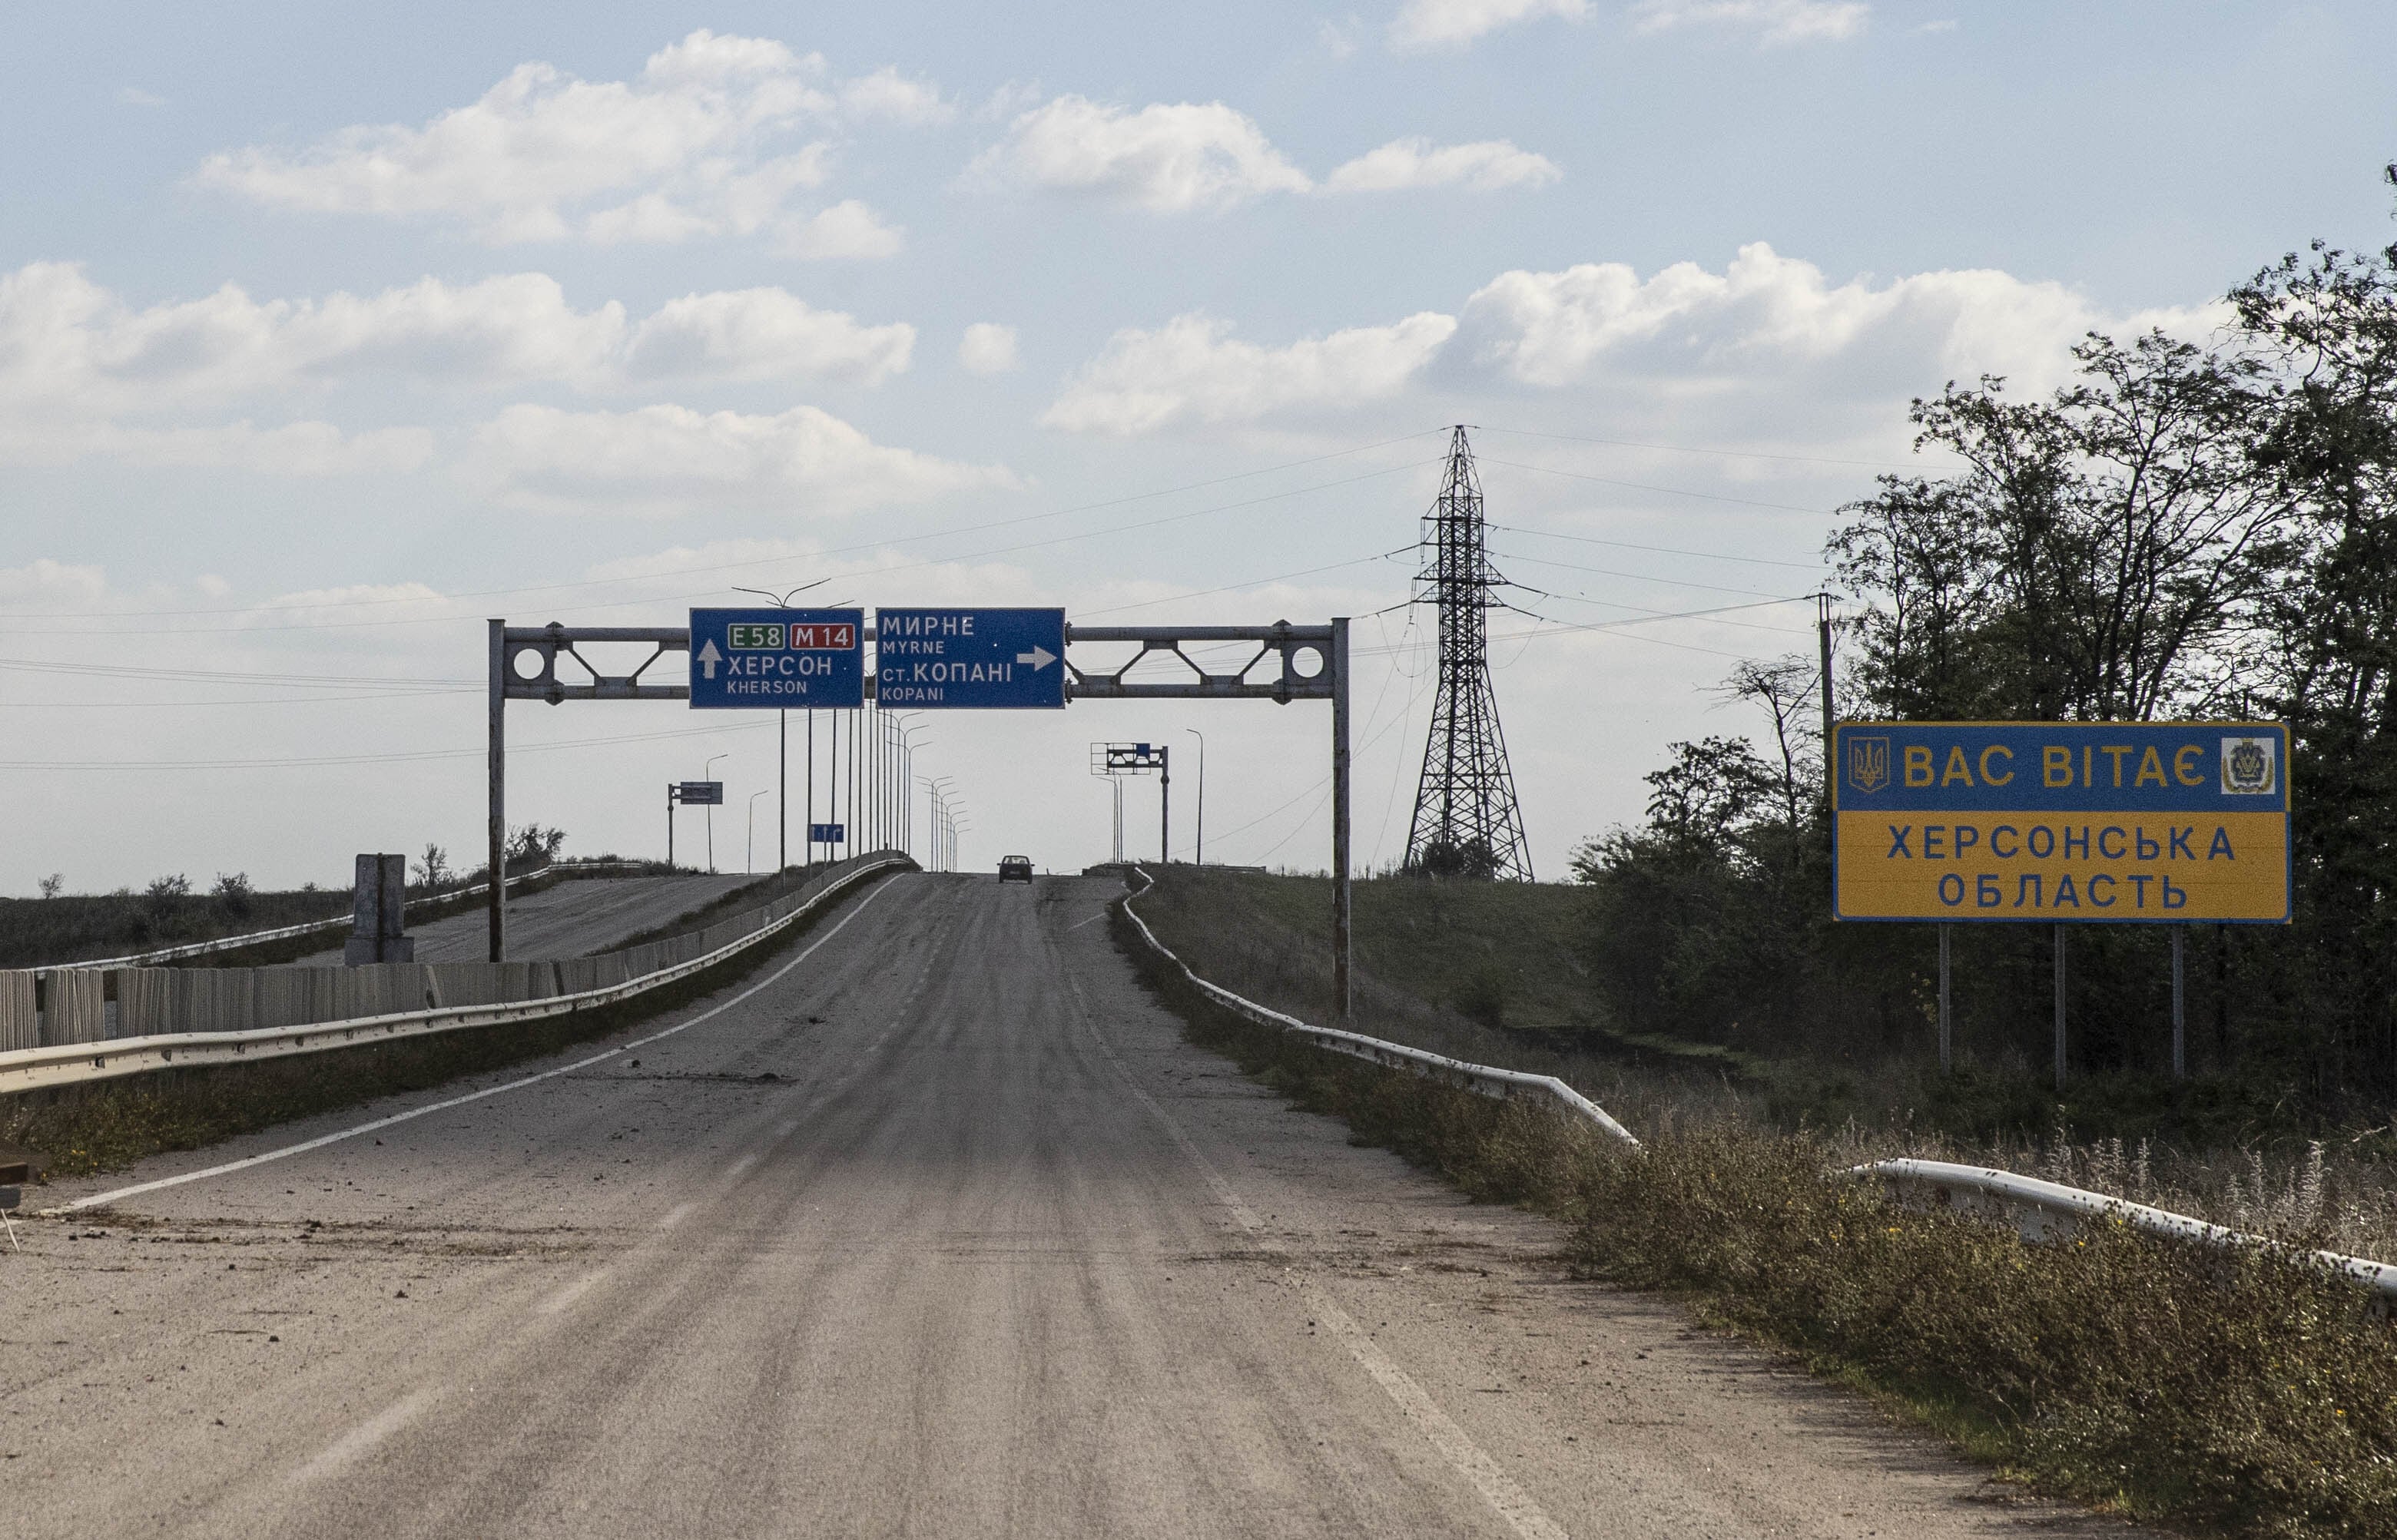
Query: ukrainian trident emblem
xmin=1847 ymin=735 xmax=1891 ymax=795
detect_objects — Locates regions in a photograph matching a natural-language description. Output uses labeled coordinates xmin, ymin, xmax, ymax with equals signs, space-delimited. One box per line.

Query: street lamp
xmin=703 ymin=753 xmax=727 ymax=873
xmin=732 ymin=580 xmax=830 ymax=873
xmin=1185 ymin=729 xmax=1206 ymax=866
xmin=747 ymin=790 xmax=769 ymax=873
xmin=897 ymin=720 xmax=930 ymax=860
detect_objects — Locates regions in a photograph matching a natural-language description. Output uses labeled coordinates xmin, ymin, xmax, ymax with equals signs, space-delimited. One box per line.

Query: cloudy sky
xmin=4 ymin=2 xmax=2394 ymax=894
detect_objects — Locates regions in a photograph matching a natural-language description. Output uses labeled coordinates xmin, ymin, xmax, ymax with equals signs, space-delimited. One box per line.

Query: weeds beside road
xmin=1122 ymin=864 xmax=2397 ymax=1537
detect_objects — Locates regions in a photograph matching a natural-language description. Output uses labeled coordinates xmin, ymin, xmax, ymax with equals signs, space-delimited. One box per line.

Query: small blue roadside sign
xmin=809 ymin=822 xmax=845 ymax=843
xmin=874 ymin=608 xmax=1066 ymax=709
xmin=689 ymin=608 xmax=864 ymax=709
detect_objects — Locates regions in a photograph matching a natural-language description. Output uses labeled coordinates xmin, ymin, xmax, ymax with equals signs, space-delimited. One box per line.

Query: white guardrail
xmin=47 ymin=861 xmax=669 ymax=972
xmin=1120 ymin=867 xmax=1640 ymax=1147
xmin=0 ymin=856 xmax=907 ymax=1097
xmin=1855 ymin=1157 xmax=2397 ymax=1300
xmin=1119 ymin=867 xmax=2397 ymax=1300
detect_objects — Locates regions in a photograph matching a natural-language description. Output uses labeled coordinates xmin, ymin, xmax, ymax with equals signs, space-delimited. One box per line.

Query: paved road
xmin=288 ymin=873 xmax=766 ymax=965
xmin=6 ymin=874 xmax=2120 ymax=1538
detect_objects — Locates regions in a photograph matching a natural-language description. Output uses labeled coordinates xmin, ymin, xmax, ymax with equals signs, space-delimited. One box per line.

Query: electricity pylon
xmin=1402 ymin=426 xmax=1533 ymax=882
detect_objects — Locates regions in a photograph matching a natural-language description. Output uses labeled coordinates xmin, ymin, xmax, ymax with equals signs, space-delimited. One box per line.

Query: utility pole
xmin=1186 ymin=728 xmax=1205 ymax=865
xmin=1818 ymin=592 xmax=1835 ymax=807
xmin=1404 ymin=427 xmax=1532 ymax=881
xmin=1159 ymin=744 xmax=1170 ymax=864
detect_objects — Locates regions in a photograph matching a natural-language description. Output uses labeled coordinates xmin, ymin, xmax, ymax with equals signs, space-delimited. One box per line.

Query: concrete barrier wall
xmin=0 ymin=859 xmax=878 ymax=1050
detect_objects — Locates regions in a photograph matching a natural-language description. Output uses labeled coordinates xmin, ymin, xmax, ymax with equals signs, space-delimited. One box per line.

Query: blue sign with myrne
xmin=688 ymin=608 xmax=864 ymax=709
xmin=874 ymin=608 xmax=1066 ymax=709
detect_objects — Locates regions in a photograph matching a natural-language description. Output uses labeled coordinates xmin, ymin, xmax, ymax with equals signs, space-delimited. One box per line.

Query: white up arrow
xmin=1016 ymin=644 xmax=1056 ymax=671
xmin=696 ymin=639 xmax=724 ymax=680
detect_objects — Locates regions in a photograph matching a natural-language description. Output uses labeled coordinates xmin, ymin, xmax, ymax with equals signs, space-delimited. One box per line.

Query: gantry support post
xmin=487 ymin=618 xmax=507 ymax=963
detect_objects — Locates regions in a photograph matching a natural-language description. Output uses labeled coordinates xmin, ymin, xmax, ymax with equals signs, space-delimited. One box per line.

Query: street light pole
xmin=748 ymin=790 xmax=768 ymax=873
xmin=703 ymin=753 xmax=727 ymax=873
xmin=733 ymin=581 xmax=829 ymax=874
xmin=1185 ymin=729 xmax=1205 ymax=866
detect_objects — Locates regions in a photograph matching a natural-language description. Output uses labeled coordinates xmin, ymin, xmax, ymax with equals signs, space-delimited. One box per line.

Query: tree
xmin=37 ymin=873 xmax=61 ymax=900
xmin=1832 ymin=335 xmax=2289 ymax=724
xmin=413 ymin=844 xmax=451 ymax=892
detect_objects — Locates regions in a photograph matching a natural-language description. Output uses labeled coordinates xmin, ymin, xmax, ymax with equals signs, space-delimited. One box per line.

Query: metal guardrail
xmin=1122 ymin=866 xmax=2397 ymax=1299
xmin=1855 ymin=1157 xmax=2397 ymax=1300
xmin=0 ymin=856 xmax=907 ymax=1096
xmin=1119 ymin=868 xmax=1639 ymax=1146
xmin=39 ymin=860 xmax=683 ymax=972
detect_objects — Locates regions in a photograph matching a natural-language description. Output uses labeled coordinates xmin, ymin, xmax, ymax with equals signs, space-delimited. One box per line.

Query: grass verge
xmin=4 ymin=870 xmax=893 ymax=1180
xmin=1112 ymin=883 xmax=2397 ymax=1538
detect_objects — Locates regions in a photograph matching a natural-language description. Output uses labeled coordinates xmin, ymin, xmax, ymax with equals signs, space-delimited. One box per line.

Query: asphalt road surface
xmin=288 ymin=873 xmax=766 ymax=965
xmin=6 ymin=874 xmax=2124 ymax=1538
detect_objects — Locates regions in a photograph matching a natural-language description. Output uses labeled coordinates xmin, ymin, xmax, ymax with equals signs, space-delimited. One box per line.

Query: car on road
xmin=997 ymin=856 xmax=1034 ymax=884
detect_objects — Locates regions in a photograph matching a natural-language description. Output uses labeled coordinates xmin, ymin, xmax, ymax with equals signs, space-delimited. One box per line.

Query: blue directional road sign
xmin=688 ymin=608 xmax=864 ymax=709
xmin=808 ymin=822 xmax=845 ymax=843
xmin=675 ymin=781 xmax=724 ymax=806
xmin=874 ymin=608 xmax=1066 ymax=709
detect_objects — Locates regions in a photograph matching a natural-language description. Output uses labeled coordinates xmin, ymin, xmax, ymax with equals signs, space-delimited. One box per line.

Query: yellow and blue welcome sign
xmin=1832 ymin=721 xmax=2291 ymax=923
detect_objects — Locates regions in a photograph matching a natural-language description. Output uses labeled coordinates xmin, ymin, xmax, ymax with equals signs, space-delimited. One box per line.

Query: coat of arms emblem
xmin=2220 ymin=736 xmax=2276 ymax=796
xmin=1847 ymin=736 xmax=1891 ymax=795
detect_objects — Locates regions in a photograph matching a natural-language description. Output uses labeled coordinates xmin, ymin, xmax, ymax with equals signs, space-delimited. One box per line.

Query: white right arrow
xmin=1016 ymin=644 xmax=1056 ymax=671
xmin=696 ymin=639 xmax=723 ymax=680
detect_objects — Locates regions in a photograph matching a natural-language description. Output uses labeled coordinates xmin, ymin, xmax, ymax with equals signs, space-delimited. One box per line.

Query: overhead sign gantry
xmin=489 ymin=611 xmax=1354 ymax=1014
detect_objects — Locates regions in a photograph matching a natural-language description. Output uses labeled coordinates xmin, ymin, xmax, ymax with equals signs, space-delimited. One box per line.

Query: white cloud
xmin=0 ymin=263 xmax=915 ymax=417
xmin=969 ymin=97 xmax=1313 ymax=213
xmin=1629 ymin=0 xmax=1870 ymax=45
xmin=1324 ymin=137 xmax=1561 ymax=193
xmin=838 ymin=66 xmax=953 ymax=125
xmin=1042 ymin=312 xmax=1457 ymax=435
xmin=0 ymin=418 xmax=435 ymax=475
xmin=462 ymin=402 xmax=1016 ymax=515
xmin=117 ymin=86 xmax=167 ymax=108
xmin=957 ymin=323 xmax=1020 ymax=375
xmin=1454 ymin=241 xmax=2213 ymax=392
xmin=1387 ymin=0 xmax=1587 ymax=51
xmin=623 ymin=288 xmax=914 ymax=384
xmin=195 ymin=30 xmax=943 ymax=243
xmin=775 ymin=199 xmax=906 ymax=259
xmin=0 ymin=558 xmax=110 ymax=608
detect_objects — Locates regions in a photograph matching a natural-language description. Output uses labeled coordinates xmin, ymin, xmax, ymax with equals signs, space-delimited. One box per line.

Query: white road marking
xmin=537 ymin=1273 xmax=605 ymax=1316
xmin=1067 ymin=909 xmax=1110 ymax=930
xmin=56 ymin=878 xmax=904 ymax=1214
xmin=724 ymin=1152 xmax=760 ymax=1180
xmin=287 ymin=1388 xmax=438 ymax=1487
xmin=1061 ymin=957 xmax=1572 ymax=1540
xmin=774 ymin=1118 xmax=801 ymax=1138
xmin=658 ymin=1201 xmax=697 ymax=1230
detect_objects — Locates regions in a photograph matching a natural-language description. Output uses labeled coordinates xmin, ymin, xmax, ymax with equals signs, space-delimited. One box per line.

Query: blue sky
xmin=3 ymin=2 xmax=2393 ymax=892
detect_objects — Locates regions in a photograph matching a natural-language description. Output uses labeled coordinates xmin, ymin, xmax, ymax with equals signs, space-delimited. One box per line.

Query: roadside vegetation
xmin=1123 ymin=863 xmax=2397 ymax=1535
xmin=0 ymin=829 xmax=668 ymax=970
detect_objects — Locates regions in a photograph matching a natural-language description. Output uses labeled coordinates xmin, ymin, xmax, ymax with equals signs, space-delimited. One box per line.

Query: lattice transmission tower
xmin=1403 ymin=426 xmax=1533 ymax=882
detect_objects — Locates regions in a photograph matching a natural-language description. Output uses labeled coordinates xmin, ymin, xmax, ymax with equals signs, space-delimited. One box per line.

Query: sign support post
xmin=1938 ymin=923 xmax=1951 ymax=1075
xmin=487 ymin=619 xmax=507 ymax=963
xmin=2054 ymin=925 xmax=2068 ymax=1090
xmin=2171 ymin=926 xmax=2186 ymax=1079
xmin=1332 ymin=617 xmax=1352 ymax=1022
